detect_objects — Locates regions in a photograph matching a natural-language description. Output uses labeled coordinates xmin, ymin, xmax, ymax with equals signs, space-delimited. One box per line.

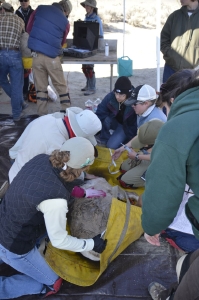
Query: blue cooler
xmin=117 ymin=56 xmax=133 ymax=77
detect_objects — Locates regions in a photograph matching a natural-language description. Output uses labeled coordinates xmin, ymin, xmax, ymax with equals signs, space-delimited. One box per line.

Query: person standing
xmin=80 ymin=0 xmax=103 ymax=95
xmin=15 ymin=0 xmax=34 ymax=102
xmin=0 ymin=2 xmax=25 ymax=122
xmin=27 ymin=0 xmax=72 ymax=115
xmin=161 ymin=0 xmax=199 ymax=83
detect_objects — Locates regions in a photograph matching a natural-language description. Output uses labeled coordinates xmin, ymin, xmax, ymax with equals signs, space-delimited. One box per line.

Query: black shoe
xmin=81 ymin=86 xmax=88 ymax=91
xmin=84 ymin=90 xmax=96 ymax=96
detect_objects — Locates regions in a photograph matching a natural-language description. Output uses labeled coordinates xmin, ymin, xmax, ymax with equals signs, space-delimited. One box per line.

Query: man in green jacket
xmin=161 ymin=0 xmax=199 ymax=82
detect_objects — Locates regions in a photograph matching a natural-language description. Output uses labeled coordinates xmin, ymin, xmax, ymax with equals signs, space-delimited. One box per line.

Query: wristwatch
xmin=135 ymin=153 xmax=139 ymax=161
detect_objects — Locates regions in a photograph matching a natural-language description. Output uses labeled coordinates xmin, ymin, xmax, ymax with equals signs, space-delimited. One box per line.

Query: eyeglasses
xmin=19 ymin=0 xmax=29 ymax=2
xmin=133 ymin=101 xmax=144 ymax=106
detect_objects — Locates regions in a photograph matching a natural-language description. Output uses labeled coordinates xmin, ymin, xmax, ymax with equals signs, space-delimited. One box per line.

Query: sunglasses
xmin=19 ymin=0 xmax=29 ymax=2
xmin=133 ymin=101 xmax=144 ymax=106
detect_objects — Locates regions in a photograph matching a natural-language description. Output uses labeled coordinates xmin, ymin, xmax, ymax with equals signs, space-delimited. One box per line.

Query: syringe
xmin=121 ymin=143 xmax=132 ymax=153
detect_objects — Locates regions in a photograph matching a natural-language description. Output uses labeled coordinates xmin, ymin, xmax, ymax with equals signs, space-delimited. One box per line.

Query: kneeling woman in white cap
xmin=0 ymin=137 xmax=107 ymax=299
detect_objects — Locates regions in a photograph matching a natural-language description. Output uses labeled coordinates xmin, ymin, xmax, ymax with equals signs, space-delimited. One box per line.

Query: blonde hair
xmin=49 ymin=150 xmax=88 ymax=182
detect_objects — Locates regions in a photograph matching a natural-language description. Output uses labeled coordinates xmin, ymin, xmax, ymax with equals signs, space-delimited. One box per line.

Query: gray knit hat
xmin=59 ymin=0 xmax=72 ymax=14
xmin=81 ymin=0 xmax=97 ymax=9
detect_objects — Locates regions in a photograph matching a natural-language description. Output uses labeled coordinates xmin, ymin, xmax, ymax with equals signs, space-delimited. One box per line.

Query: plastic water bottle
xmin=105 ymin=43 xmax=109 ymax=56
xmin=85 ymin=99 xmax=93 ymax=110
xmin=93 ymin=98 xmax=101 ymax=113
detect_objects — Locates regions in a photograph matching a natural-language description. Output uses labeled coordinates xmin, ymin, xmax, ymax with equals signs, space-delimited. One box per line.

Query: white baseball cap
xmin=60 ymin=137 xmax=95 ymax=169
xmin=68 ymin=109 xmax=102 ymax=146
xmin=125 ymin=84 xmax=157 ymax=106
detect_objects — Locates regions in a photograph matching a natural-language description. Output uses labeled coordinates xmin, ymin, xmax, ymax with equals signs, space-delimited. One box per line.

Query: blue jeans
xmin=162 ymin=64 xmax=176 ymax=83
xmin=0 ymin=243 xmax=59 ymax=299
xmin=100 ymin=116 xmax=128 ymax=149
xmin=161 ymin=228 xmax=199 ymax=253
xmin=0 ymin=49 xmax=24 ymax=119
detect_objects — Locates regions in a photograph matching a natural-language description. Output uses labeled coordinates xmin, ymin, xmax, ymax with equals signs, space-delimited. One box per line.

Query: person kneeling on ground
xmin=8 ymin=107 xmax=102 ymax=183
xmin=112 ymin=84 xmax=167 ymax=160
xmin=116 ymin=119 xmax=164 ymax=189
xmin=96 ymin=76 xmax=137 ymax=149
xmin=0 ymin=137 xmax=107 ymax=299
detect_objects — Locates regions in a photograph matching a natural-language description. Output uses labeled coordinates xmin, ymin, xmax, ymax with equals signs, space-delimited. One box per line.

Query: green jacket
xmin=161 ymin=6 xmax=199 ymax=71
xmin=142 ymin=86 xmax=199 ymax=238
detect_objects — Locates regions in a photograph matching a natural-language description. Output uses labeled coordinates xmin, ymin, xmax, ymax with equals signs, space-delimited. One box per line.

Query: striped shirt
xmin=0 ymin=12 xmax=24 ymax=48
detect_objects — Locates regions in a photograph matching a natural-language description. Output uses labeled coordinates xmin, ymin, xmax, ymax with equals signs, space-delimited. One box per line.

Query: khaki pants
xmin=120 ymin=155 xmax=150 ymax=187
xmin=32 ymin=53 xmax=70 ymax=116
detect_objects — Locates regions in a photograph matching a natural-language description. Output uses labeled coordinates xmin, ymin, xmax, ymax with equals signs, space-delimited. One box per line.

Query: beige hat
xmin=68 ymin=109 xmax=102 ymax=146
xmin=2 ymin=2 xmax=12 ymax=10
xmin=60 ymin=137 xmax=95 ymax=169
xmin=131 ymin=119 xmax=164 ymax=149
xmin=59 ymin=0 xmax=72 ymax=14
xmin=81 ymin=0 xmax=97 ymax=8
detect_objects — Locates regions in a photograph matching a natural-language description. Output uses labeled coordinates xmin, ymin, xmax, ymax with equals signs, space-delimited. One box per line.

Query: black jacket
xmin=0 ymin=154 xmax=79 ymax=255
xmin=15 ymin=6 xmax=34 ymax=30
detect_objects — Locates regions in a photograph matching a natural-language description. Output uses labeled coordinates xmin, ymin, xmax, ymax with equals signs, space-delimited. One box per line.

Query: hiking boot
xmin=81 ymin=86 xmax=88 ymax=91
xmin=148 ymin=282 xmax=166 ymax=300
xmin=84 ymin=90 xmax=96 ymax=96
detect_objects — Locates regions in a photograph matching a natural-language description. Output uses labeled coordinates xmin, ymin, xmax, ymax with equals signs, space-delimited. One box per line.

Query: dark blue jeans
xmin=162 ymin=64 xmax=176 ymax=83
xmin=100 ymin=116 xmax=128 ymax=149
xmin=0 ymin=49 xmax=24 ymax=119
xmin=161 ymin=228 xmax=199 ymax=253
